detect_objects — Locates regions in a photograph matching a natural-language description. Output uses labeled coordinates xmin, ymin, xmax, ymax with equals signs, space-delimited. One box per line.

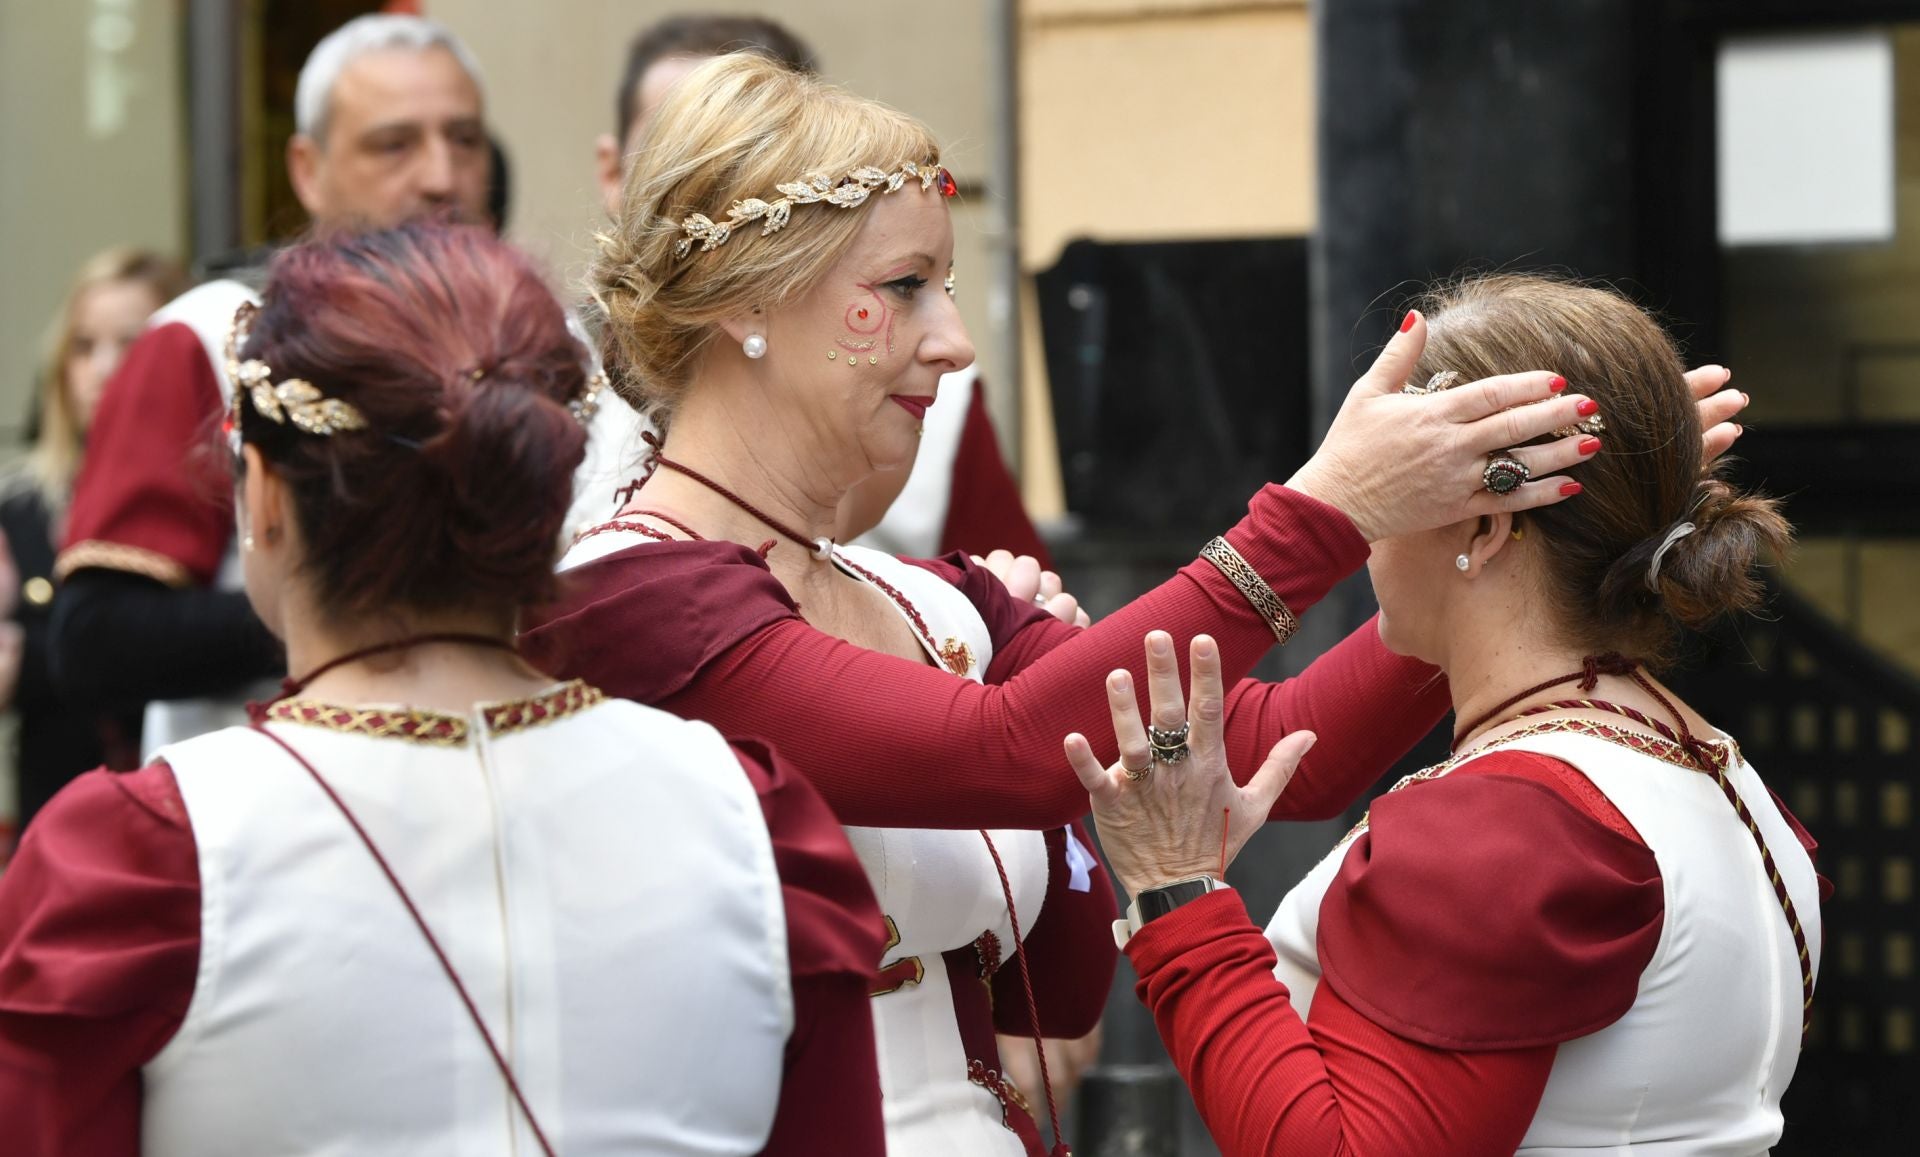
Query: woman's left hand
xmin=974 ymin=550 xmax=1092 ymax=628
xmin=1065 ymin=631 xmax=1316 ymax=898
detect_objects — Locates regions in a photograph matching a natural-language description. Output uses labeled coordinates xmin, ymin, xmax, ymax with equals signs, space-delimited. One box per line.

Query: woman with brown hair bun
xmin=523 ymin=53 xmax=1749 ymax=1156
xmin=0 ymin=223 xmax=885 ymax=1156
xmin=1069 ymin=274 xmax=1822 ymax=1156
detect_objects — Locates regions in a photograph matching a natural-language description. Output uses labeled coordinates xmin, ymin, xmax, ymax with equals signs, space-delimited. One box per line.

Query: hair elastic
xmin=1645 ymin=521 xmax=1697 ymax=592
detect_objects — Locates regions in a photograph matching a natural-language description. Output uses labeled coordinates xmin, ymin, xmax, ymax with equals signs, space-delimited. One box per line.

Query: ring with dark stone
xmin=1482 ymin=454 xmax=1531 ymax=495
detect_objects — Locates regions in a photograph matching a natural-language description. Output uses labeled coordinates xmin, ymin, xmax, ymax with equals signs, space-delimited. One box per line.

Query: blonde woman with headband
xmin=523 ymin=53 xmax=1750 ymax=1155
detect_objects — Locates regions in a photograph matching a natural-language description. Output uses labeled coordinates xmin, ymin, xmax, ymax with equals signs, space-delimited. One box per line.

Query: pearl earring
xmin=1455 ymin=554 xmax=1470 ymax=572
xmin=742 ymin=334 xmax=767 ymax=359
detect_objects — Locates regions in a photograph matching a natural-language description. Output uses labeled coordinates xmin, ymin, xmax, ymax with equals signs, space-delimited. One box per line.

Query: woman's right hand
xmin=1285 ymin=311 xmax=1600 ymax=542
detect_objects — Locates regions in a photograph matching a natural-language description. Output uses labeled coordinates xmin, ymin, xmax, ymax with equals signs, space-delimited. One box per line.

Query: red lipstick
xmin=891 ymin=395 xmax=935 ymax=420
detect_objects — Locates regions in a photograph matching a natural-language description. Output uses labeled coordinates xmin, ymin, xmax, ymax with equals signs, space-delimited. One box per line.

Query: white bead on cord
xmin=812 ymin=537 xmax=834 ymax=561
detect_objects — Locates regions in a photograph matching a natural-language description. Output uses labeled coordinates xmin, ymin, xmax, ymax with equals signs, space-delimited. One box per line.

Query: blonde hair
xmin=591 ymin=52 xmax=942 ymax=420
xmin=28 ymin=247 xmax=187 ymax=508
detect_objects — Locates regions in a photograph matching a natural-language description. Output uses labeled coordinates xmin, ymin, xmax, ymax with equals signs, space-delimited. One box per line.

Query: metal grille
xmin=1670 ymin=579 xmax=1919 ymax=1153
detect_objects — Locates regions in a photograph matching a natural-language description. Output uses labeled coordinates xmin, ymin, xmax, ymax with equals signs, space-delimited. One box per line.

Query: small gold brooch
xmin=939 ymin=638 xmax=974 ymax=677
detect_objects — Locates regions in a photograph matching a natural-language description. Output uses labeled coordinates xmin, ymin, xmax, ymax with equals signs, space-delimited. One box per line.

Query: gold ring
xmin=1121 ymin=759 xmax=1154 ymax=782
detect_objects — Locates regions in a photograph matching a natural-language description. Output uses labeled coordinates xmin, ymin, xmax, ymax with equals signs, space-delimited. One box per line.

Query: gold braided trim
xmin=53 ymin=540 xmax=191 ymax=587
xmin=482 ymin=681 xmax=606 ymax=736
xmin=1335 ymin=717 xmax=1740 ymax=852
xmin=1199 ymin=536 xmax=1298 ymax=644
xmin=264 ymin=680 xmax=605 ymax=747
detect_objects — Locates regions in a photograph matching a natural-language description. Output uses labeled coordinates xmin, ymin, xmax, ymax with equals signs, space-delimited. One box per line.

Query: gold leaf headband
xmin=1403 ymin=369 xmax=1605 ymax=439
xmin=225 ymin=303 xmax=609 ymax=443
xmin=225 ymin=302 xmax=368 ymax=438
xmin=674 ymin=160 xmax=957 ymax=259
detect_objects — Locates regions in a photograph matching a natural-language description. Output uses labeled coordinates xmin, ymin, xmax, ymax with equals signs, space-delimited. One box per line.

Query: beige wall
xmin=430 ymin=0 xmax=1014 ymax=412
xmin=1018 ymin=0 xmax=1314 ymax=270
xmin=1015 ymin=0 xmax=1316 ymax=515
xmin=0 ymin=0 xmax=187 ymax=447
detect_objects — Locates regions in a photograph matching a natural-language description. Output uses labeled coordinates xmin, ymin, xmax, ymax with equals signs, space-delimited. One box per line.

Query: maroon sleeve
xmin=1768 ymin=786 xmax=1834 ymax=904
xmin=1128 ymin=889 xmax=1556 ymax=1156
xmin=0 ymin=764 xmax=200 ymax=1157
xmin=991 ymin=822 xmax=1117 ymax=1039
xmin=957 ymin=559 xmax=1448 ymax=824
xmin=937 ymin=383 xmax=1053 ymax=568
xmin=728 ymin=739 xmax=887 ymax=1157
xmin=524 ymin=484 xmax=1369 ymax=831
xmin=1318 ymin=758 xmax=1665 ymax=1050
xmin=57 ymin=323 xmax=231 ymax=587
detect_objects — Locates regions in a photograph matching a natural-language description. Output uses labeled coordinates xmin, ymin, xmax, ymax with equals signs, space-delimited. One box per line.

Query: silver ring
xmin=1482 ymin=453 xmax=1531 ymax=496
xmin=1147 ymin=722 xmax=1191 ymax=764
xmin=1121 ymin=758 xmax=1154 ymax=782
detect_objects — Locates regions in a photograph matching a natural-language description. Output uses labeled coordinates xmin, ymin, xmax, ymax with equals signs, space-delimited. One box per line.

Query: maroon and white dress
xmin=0 ymin=683 xmax=887 ymax=1156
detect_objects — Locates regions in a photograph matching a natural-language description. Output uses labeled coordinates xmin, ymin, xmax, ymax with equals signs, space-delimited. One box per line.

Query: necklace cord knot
xmin=1578 ymin=652 xmax=1636 ymax=692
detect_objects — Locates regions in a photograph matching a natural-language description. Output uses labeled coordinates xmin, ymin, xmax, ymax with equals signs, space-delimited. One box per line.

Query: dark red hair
xmin=237 ymin=223 xmax=588 ymax=619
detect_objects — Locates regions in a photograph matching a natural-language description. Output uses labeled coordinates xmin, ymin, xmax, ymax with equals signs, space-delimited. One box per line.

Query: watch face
xmin=1137 ymin=878 xmax=1216 ymax=924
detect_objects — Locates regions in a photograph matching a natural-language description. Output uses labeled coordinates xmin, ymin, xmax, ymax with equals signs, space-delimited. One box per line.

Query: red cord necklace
xmin=638 ymin=430 xmax=834 ymax=560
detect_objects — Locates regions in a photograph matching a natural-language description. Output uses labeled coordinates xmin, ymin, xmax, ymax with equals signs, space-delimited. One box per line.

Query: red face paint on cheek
xmin=838 ymin=289 xmax=890 ymax=354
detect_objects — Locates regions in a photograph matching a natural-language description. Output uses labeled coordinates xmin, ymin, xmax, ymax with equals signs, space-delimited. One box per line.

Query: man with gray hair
xmin=51 ymin=14 xmax=530 ymax=762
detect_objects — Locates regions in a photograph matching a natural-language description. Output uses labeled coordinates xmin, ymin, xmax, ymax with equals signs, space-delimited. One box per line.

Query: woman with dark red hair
xmin=0 ymin=224 xmax=886 ymax=1156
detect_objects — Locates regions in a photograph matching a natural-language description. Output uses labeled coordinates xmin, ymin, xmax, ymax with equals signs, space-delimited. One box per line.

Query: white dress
xmin=141 ymin=683 xmax=795 ymax=1156
xmin=560 ymin=532 xmax=1058 ymax=1157
xmin=1264 ymin=726 xmax=1822 ymax=1155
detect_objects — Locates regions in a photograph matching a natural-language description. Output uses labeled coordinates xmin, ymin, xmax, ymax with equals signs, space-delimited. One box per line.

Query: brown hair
xmin=592 ymin=52 xmax=941 ymax=422
xmin=237 ymin=223 xmax=588 ymax=621
xmin=30 ymin=247 xmax=188 ymax=506
xmin=613 ymin=14 xmax=817 ymax=146
xmin=1410 ymin=274 xmax=1791 ymax=664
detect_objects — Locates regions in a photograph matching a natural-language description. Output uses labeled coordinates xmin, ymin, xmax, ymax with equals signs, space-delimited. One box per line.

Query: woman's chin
xmin=1374 ymin=612 xmax=1417 ymax=658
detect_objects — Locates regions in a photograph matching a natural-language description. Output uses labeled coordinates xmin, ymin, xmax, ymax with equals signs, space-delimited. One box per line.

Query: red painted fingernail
xmin=1560 ymin=481 xmax=1584 ymax=497
xmin=1400 ymin=311 xmax=1417 ymax=333
xmin=1576 ymin=398 xmax=1600 ymax=417
xmin=1579 ymin=436 xmax=1602 ymax=455
xmin=1549 ymin=375 xmax=1567 ymax=392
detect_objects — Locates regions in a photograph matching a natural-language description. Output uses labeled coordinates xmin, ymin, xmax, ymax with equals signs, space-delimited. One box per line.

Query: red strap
xmin=979 ymin=830 xmax=1068 ymax=1156
xmin=246 ymin=723 xmax=557 ymax=1156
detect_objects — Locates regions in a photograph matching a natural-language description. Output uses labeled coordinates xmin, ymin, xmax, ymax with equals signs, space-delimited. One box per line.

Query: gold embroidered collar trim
xmin=262 ymin=680 xmax=605 ymax=746
xmin=1336 ymin=717 xmax=1741 ymax=852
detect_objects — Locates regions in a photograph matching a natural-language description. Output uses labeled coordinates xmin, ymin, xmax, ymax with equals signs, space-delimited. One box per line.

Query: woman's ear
xmin=714 ymin=305 xmax=765 ymax=348
xmin=1458 ymin=512 xmax=1518 ymax=577
xmin=240 ymin=445 xmax=288 ymax=549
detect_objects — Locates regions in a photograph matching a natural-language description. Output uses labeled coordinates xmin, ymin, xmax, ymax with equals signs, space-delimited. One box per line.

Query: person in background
xmin=0 ymin=247 xmax=186 ymax=843
xmin=0 ymin=222 xmax=885 ymax=1155
xmin=592 ymin=12 xmax=1056 ymax=567
xmin=50 ymin=13 xmax=633 ymax=761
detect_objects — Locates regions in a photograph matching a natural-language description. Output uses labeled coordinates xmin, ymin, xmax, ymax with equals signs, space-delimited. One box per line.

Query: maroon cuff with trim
xmin=1220 ymin=485 xmax=1369 ymax=617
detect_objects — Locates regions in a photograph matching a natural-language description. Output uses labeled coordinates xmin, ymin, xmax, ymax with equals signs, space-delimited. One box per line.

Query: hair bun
xmin=1644 ymin=475 xmax=1793 ymax=631
xmin=423 ymin=363 xmax=587 ymax=594
xmin=240 ymin=222 xmax=592 ymax=620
